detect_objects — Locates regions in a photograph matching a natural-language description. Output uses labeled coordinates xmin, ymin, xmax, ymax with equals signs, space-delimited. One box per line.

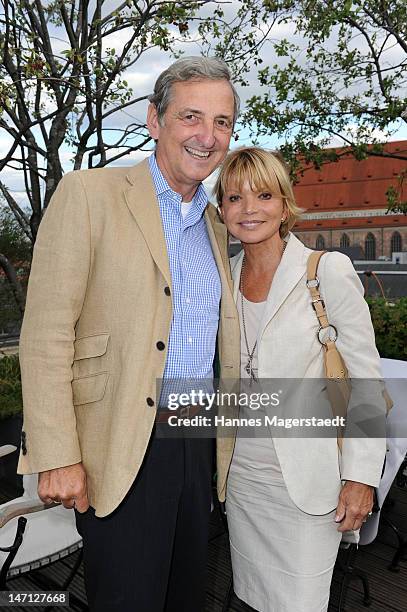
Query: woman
xmin=214 ymin=147 xmax=386 ymax=612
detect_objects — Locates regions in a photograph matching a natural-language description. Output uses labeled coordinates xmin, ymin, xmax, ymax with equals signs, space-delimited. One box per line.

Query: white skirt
xmin=226 ymin=435 xmax=342 ymax=612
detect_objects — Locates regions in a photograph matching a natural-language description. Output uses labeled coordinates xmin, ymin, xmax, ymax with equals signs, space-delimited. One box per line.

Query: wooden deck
xmin=1 ymin=482 xmax=406 ymax=611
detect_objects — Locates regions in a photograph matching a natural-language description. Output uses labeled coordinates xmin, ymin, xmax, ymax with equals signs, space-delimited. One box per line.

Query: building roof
xmin=293 ymin=140 xmax=406 ymax=231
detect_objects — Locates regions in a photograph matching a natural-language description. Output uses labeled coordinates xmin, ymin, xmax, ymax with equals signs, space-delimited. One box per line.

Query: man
xmin=17 ymin=57 xmax=240 ymax=611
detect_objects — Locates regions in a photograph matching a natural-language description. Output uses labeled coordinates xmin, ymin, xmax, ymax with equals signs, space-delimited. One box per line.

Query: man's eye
xmin=182 ymin=114 xmax=198 ymax=122
xmin=216 ymin=119 xmax=232 ymax=129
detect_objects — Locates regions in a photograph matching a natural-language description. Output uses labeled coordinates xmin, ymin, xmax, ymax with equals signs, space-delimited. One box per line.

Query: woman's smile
xmin=238 ymin=220 xmax=264 ymax=229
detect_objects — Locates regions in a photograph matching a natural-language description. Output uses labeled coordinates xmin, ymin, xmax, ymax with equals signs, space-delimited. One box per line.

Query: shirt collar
xmin=148 ymin=153 xmax=208 ymax=214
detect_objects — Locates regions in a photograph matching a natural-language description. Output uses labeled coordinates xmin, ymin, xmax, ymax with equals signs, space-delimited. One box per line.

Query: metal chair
xmin=0 ymin=445 xmax=86 ymax=610
xmin=373 ymin=358 xmax=407 ymax=572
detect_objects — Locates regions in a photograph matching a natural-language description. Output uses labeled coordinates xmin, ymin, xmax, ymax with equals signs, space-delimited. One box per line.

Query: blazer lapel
xmin=258 ymin=234 xmax=307 ymax=339
xmin=230 ymin=234 xmax=307 ymax=340
xmin=231 ymin=250 xmax=244 ymax=303
xmin=205 ymin=204 xmax=234 ymax=293
xmin=124 ymin=159 xmax=172 ymax=289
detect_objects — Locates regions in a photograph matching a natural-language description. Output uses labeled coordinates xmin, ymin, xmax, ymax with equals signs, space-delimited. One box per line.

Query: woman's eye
xmin=260 ymin=192 xmax=272 ymax=199
xmin=228 ymin=194 xmax=240 ymax=202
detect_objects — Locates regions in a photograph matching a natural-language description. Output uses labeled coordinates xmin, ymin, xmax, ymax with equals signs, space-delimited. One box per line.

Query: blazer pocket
xmin=74 ymin=333 xmax=110 ymax=360
xmin=72 ymin=372 xmax=109 ymax=406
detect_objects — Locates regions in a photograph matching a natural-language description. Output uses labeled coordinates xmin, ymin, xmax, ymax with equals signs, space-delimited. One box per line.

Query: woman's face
xmin=220 ymin=179 xmax=286 ymax=245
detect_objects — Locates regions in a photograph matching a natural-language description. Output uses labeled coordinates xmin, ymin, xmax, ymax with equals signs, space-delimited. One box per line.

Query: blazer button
xmin=146 ymin=397 xmax=155 ymax=407
xmin=22 ymin=445 xmax=27 ymax=456
xmin=164 ymin=286 xmax=171 ymax=296
xmin=156 ymin=341 xmax=165 ymax=351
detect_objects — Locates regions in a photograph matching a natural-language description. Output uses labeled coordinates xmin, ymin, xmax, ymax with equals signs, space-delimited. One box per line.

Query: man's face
xmin=147 ymin=79 xmax=235 ymax=200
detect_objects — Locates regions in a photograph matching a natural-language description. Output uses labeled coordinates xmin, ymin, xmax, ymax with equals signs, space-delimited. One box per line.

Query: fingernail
xmin=335 ymin=515 xmax=341 ymax=522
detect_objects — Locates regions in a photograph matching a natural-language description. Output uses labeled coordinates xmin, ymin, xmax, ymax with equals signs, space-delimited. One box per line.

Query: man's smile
xmin=184 ymin=146 xmax=212 ymax=159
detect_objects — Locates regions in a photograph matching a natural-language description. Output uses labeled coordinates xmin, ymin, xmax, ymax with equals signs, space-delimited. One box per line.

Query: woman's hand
xmin=335 ymin=481 xmax=373 ymax=532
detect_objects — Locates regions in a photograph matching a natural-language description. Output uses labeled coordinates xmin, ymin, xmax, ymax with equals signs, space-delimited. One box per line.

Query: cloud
xmin=2 ymin=2 xmax=406 ymax=208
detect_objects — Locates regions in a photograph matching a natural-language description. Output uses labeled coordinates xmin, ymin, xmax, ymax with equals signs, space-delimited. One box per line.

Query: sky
xmin=1 ymin=1 xmax=406 ymax=208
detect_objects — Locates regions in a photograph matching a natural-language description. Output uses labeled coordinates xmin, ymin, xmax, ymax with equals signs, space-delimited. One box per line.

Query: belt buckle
xmin=179 ymin=405 xmax=191 ymax=418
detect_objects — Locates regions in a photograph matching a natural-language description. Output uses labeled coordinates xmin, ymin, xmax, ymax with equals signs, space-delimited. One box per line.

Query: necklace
xmin=239 ymin=241 xmax=287 ymax=385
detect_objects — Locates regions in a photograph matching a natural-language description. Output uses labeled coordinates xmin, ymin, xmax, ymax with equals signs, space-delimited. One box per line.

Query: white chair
xmin=336 ymin=358 xmax=407 ymax=610
xmin=359 ymin=358 xmax=407 ymax=547
xmin=0 ymin=445 xmax=84 ymax=607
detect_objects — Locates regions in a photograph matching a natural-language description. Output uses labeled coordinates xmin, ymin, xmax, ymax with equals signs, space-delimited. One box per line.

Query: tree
xmin=0 ymin=0 xmax=200 ymax=242
xmin=0 ymin=0 xmax=278 ymax=323
xmin=0 ymin=0 xmax=273 ymax=247
xmin=241 ymin=0 xmax=407 ymax=211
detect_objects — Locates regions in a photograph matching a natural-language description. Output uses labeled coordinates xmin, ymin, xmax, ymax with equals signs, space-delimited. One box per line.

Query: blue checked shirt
xmin=149 ymin=154 xmax=221 ymax=381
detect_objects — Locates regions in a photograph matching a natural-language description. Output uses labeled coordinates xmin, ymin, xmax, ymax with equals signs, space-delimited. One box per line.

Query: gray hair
xmin=149 ymin=56 xmax=240 ymax=126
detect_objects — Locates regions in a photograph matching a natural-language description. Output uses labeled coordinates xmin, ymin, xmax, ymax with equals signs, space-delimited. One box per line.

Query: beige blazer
xmin=17 ymin=159 xmax=240 ymax=517
xmin=230 ymin=233 xmax=386 ymax=515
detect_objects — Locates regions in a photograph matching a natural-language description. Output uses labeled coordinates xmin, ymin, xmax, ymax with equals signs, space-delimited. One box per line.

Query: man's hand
xmin=335 ymin=480 xmax=373 ymax=532
xmin=38 ymin=462 xmax=89 ymax=513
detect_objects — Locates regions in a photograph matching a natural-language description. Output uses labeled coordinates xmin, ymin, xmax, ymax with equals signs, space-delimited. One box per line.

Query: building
xmin=292 ymin=141 xmax=407 ymax=260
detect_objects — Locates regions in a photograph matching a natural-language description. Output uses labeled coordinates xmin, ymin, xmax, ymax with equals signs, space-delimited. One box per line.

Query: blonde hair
xmin=214 ymin=147 xmax=302 ymax=238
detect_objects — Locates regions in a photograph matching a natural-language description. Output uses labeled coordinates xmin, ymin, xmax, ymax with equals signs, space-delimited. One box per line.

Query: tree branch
xmin=0 ymin=181 xmax=31 ymax=240
xmin=0 ymin=253 xmax=26 ymax=316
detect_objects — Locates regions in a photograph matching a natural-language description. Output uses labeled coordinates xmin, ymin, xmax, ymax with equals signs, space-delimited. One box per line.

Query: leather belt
xmin=156 ymin=404 xmax=202 ymax=423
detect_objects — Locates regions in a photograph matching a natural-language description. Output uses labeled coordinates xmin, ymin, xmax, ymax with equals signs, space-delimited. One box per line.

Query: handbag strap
xmin=306 ymin=250 xmax=329 ymax=329
xmin=306 ymin=250 xmax=348 ymax=378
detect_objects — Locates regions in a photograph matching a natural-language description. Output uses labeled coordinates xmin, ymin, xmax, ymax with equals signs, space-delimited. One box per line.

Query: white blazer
xmin=230 ymin=233 xmax=386 ymax=514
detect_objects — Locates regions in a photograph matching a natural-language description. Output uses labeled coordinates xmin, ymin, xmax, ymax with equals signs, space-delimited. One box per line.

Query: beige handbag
xmin=306 ymin=251 xmax=393 ymax=451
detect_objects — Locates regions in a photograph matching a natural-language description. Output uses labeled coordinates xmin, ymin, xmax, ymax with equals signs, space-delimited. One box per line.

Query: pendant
xmin=245 ymin=359 xmax=252 ymax=377
xmin=245 ymin=358 xmax=258 ymax=386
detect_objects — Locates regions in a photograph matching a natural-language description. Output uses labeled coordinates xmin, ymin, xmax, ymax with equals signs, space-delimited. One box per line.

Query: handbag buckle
xmin=306 ymin=277 xmax=320 ymax=289
xmin=318 ymin=325 xmax=338 ymax=345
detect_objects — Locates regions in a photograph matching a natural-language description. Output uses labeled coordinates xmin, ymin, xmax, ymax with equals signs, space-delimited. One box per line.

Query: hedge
xmin=0 ymin=353 xmax=22 ymax=420
xmin=367 ymin=297 xmax=407 ymax=361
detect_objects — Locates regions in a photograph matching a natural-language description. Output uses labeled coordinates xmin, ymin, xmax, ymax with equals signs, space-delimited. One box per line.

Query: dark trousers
xmin=75 ymin=431 xmax=214 ymax=612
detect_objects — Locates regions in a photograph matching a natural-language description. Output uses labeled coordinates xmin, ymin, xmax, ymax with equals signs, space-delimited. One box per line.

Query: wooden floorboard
xmin=2 ymin=483 xmax=406 ymax=611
